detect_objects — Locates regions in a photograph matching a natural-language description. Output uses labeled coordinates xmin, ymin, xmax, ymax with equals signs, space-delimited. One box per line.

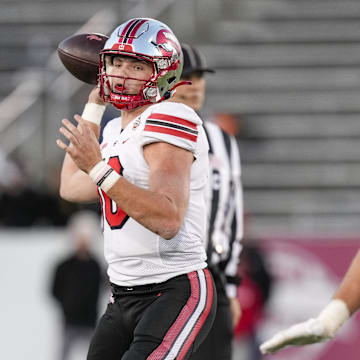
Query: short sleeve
xmin=140 ymin=102 xmax=202 ymax=153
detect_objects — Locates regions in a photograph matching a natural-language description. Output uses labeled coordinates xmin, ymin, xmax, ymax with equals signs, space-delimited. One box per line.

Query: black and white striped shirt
xmin=203 ymin=121 xmax=243 ymax=298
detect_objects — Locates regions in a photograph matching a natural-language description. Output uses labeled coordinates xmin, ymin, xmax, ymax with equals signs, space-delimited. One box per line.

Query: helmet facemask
xmin=99 ymin=54 xmax=160 ymax=110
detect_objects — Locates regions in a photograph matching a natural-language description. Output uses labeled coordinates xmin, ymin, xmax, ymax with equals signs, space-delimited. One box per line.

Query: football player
xmin=170 ymin=44 xmax=243 ymax=360
xmin=56 ymin=18 xmax=216 ymax=360
xmin=260 ymin=250 xmax=360 ymax=354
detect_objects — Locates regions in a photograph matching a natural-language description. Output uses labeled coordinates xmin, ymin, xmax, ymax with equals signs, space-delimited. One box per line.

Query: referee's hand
xmin=229 ymin=297 xmax=241 ymax=328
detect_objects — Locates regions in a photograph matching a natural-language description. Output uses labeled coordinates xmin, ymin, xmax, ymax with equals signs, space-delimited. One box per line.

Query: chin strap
xmin=109 ymin=92 xmax=151 ymax=110
xmin=111 ymin=80 xmax=192 ymax=110
xmin=172 ymin=80 xmax=192 ymax=89
xmin=155 ymin=80 xmax=192 ymax=103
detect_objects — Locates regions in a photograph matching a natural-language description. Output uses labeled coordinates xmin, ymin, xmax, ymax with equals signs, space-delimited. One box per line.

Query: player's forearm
xmin=333 ymin=250 xmax=360 ymax=315
xmin=60 ymin=152 xmax=80 ymax=192
xmin=299 ymin=253 xmax=360 ymax=339
xmin=106 ymin=177 xmax=186 ymax=239
xmin=59 ymin=153 xmax=97 ymax=203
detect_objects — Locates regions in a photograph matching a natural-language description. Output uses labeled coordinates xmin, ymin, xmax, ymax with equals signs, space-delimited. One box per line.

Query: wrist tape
xmin=81 ymin=103 xmax=106 ymax=125
xmin=318 ymin=299 xmax=350 ymax=337
xmin=89 ymin=161 xmax=120 ymax=193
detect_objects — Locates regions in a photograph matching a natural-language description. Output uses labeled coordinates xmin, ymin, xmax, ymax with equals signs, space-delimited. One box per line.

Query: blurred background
xmin=1 ymin=0 xmax=360 ymax=359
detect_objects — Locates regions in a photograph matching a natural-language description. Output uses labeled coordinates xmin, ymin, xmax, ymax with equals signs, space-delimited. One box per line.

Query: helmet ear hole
xmin=167 ymin=76 xmax=176 ymax=84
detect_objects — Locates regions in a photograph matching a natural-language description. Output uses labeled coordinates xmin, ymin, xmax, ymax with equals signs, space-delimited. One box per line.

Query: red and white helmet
xmin=99 ymin=18 xmax=183 ymax=110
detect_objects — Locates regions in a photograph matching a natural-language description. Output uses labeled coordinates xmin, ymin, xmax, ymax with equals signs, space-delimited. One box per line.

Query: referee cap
xmin=181 ymin=43 xmax=215 ymax=77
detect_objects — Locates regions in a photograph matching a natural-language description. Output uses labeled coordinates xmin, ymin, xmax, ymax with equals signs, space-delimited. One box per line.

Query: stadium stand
xmin=199 ymin=0 xmax=360 ymax=237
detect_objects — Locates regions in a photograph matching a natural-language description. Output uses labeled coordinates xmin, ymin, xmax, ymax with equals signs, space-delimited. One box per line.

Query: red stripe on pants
xmin=147 ymin=271 xmax=201 ymax=360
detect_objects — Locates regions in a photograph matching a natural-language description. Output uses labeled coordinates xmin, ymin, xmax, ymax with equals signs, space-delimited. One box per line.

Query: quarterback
xmin=57 ymin=18 xmax=216 ymax=360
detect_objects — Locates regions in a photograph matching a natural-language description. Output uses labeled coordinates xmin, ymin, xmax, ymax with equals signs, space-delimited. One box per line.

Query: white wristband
xmin=318 ymin=299 xmax=350 ymax=337
xmin=81 ymin=103 xmax=105 ymax=125
xmin=100 ymin=170 xmax=121 ymax=193
xmin=89 ymin=160 xmax=120 ymax=193
xmin=89 ymin=161 xmax=108 ymax=182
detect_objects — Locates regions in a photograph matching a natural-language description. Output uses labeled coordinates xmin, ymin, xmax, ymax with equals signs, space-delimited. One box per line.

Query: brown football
xmin=57 ymin=33 xmax=109 ymax=84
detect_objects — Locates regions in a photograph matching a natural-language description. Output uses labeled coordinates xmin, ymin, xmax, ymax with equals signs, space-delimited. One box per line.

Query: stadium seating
xmin=198 ymin=0 xmax=360 ymax=236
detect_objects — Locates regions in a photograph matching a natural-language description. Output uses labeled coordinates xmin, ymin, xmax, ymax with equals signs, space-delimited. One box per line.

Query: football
xmin=57 ymin=33 xmax=109 ymax=84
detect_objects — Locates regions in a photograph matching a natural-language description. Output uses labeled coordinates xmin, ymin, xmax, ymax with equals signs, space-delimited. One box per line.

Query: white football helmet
xmin=99 ymin=18 xmax=183 ymax=110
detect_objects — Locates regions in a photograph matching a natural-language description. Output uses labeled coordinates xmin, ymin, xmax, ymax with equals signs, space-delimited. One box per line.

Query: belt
xmin=110 ymin=282 xmax=159 ymax=292
xmin=110 ymin=270 xmax=208 ymax=293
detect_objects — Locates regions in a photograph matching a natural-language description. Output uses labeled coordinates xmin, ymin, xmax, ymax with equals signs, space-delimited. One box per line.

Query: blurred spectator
xmin=233 ymin=242 xmax=273 ymax=360
xmin=0 ymin=150 xmax=24 ymax=190
xmin=50 ymin=211 xmax=103 ymax=360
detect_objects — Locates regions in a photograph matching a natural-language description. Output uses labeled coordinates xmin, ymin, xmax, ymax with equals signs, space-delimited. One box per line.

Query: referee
xmin=171 ymin=44 xmax=244 ymax=360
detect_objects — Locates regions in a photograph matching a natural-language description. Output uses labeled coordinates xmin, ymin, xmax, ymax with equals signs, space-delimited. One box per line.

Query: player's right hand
xmin=88 ymin=86 xmax=106 ymax=106
xmin=259 ymin=318 xmax=331 ymax=355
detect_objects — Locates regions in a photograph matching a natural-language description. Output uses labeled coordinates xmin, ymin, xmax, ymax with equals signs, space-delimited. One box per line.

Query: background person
xmin=51 ymin=210 xmax=102 ymax=360
xmin=234 ymin=242 xmax=273 ymax=360
xmin=171 ymin=43 xmax=244 ymax=360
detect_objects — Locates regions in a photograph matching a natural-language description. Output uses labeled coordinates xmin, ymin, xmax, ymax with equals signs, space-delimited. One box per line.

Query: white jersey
xmin=100 ymin=102 xmax=209 ymax=286
xmin=204 ymin=121 xmax=243 ymax=298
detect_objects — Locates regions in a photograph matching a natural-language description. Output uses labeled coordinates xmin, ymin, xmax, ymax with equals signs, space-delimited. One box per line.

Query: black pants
xmin=190 ymin=268 xmax=233 ymax=360
xmin=87 ymin=269 xmax=217 ymax=360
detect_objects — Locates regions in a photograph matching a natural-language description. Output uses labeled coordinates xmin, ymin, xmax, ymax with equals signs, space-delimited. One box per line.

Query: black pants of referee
xmin=87 ymin=269 xmax=217 ymax=360
xmin=190 ymin=268 xmax=233 ymax=360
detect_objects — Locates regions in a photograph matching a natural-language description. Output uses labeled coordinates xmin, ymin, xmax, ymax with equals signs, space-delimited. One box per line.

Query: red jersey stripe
xmin=148 ymin=113 xmax=197 ymax=130
xmin=128 ymin=19 xmax=148 ymax=44
xmin=144 ymin=124 xmax=197 ymax=142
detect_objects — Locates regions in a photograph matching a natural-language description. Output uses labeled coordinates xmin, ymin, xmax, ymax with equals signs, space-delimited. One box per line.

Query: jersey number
xmin=100 ymin=156 xmax=129 ymax=229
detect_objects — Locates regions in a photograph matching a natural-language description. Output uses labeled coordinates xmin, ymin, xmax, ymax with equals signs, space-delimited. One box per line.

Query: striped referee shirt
xmin=203 ymin=121 xmax=244 ymax=299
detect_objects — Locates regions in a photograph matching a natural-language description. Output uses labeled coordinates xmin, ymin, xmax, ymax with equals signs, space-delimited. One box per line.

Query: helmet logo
xmin=111 ymin=43 xmax=134 ymax=52
xmin=132 ymin=117 xmax=141 ymax=130
xmin=86 ymin=34 xmax=104 ymax=41
xmin=155 ymin=29 xmax=180 ymax=58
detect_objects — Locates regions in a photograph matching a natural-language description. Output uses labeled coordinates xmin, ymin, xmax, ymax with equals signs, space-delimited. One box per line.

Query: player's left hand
xmin=56 ymin=114 xmax=102 ymax=173
xmin=229 ymin=297 xmax=242 ymax=328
